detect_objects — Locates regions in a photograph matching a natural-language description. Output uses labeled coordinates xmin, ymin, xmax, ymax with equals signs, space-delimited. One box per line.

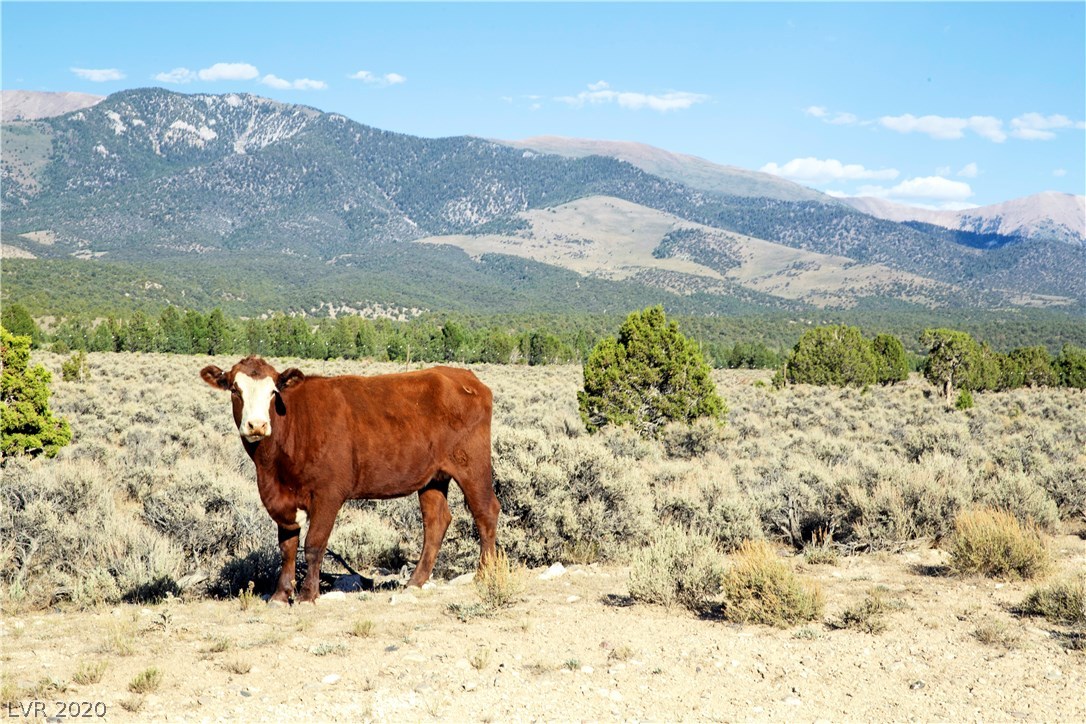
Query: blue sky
xmin=3 ymin=2 xmax=1083 ymax=208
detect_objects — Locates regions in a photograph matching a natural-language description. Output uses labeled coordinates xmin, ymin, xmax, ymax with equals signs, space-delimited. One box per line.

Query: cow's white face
xmin=234 ymin=372 xmax=278 ymax=442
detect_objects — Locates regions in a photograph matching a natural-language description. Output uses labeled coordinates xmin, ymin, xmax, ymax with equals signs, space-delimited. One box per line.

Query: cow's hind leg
xmin=270 ymin=523 xmax=301 ymax=605
xmin=408 ymin=479 xmax=452 ymax=588
xmin=296 ymin=502 xmax=338 ymax=604
xmin=451 ymin=458 xmax=500 ymax=570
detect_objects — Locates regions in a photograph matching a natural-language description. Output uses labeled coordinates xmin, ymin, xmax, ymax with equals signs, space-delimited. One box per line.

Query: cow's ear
xmin=278 ymin=368 xmax=305 ymax=390
xmin=200 ymin=365 xmax=230 ymax=390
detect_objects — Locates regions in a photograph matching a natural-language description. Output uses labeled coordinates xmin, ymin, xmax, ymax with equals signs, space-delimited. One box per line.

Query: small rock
xmin=463 ymin=681 xmax=477 ymax=691
xmin=910 ymin=680 xmax=926 ymax=690
xmin=1044 ymin=669 xmax=1062 ymax=681
xmin=782 ymin=696 xmax=802 ymax=707
xmin=449 ymin=572 xmax=476 ymax=586
xmin=322 ymin=674 xmax=340 ymax=685
xmin=539 ymin=563 xmax=567 ymax=580
xmin=320 ymin=591 xmax=347 ymax=602
xmin=455 ymin=658 xmax=471 ymax=670
xmin=421 ymin=581 xmax=437 ymax=590
xmin=566 ymin=595 xmax=581 ymax=603
xmin=390 ymin=593 xmax=418 ymax=606
xmin=580 ymin=666 xmax=594 ymax=674
xmin=240 ymin=690 xmax=251 ymax=698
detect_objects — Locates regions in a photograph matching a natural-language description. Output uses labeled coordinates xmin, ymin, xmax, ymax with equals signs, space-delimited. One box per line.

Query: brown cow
xmin=200 ymin=356 xmax=498 ymax=604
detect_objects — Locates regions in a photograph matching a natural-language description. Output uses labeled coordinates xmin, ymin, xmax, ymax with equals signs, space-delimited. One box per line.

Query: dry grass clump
xmin=72 ymin=660 xmax=107 ymax=685
xmin=474 ymin=550 xmax=525 ymax=610
xmin=628 ymin=526 xmax=724 ymax=611
xmin=972 ymin=618 xmax=1022 ymax=649
xmin=718 ymin=540 xmax=823 ymax=627
xmin=831 ymin=588 xmax=895 ymax=634
xmin=948 ymin=508 xmax=1051 ymax=580
xmin=1016 ymin=576 xmax=1086 ymax=626
xmin=127 ymin=667 xmax=162 ymax=694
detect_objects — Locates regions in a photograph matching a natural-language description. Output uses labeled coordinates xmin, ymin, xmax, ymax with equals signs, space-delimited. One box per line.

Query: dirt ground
xmin=3 ymin=533 xmax=1083 ymax=723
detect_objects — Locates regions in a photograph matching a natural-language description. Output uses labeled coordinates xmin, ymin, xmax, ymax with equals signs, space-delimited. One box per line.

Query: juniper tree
xmin=1 ymin=327 xmax=72 ymax=459
xmin=578 ymin=306 xmax=725 ymax=438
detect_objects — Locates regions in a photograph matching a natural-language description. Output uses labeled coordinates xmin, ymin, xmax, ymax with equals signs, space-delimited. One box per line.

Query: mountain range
xmin=2 ymin=88 xmax=1083 ymax=317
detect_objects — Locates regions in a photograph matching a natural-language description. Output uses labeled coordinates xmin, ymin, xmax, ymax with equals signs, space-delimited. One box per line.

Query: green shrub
xmin=920 ymin=328 xmax=983 ymax=403
xmin=628 ymin=526 xmax=724 ymax=611
xmin=61 ymin=351 xmax=90 ymax=383
xmin=1017 ymin=576 xmax=1086 ymax=625
xmin=872 ymin=333 xmax=909 ymax=385
xmin=578 ymin=306 xmax=725 ymax=438
xmin=718 ymin=540 xmax=824 ymax=627
xmin=1054 ymin=344 xmax=1086 ymax=389
xmin=1 ymin=327 xmax=72 ymax=459
xmin=955 ymin=389 xmax=974 ymax=411
xmin=948 ymin=508 xmax=1051 ymax=580
xmin=785 ymin=325 xmax=878 ymax=388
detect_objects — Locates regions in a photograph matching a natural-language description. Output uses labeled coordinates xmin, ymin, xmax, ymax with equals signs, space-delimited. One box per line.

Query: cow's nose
xmin=245 ymin=421 xmax=270 ymax=437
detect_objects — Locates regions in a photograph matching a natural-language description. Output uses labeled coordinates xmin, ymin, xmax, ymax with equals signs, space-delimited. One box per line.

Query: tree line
xmin=776 ymin=323 xmax=1086 ymax=398
xmin=1 ymin=303 xmax=790 ymax=370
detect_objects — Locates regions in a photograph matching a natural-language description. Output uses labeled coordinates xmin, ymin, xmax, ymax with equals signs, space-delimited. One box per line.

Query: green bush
xmin=61 ymin=351 xmax=90 ymax=382
xmin=872 ymin=333 xmax=909 ymax=385
xmin=628 ymin=526 xmax=724 ymax=611
xmin=1054 ymin=344 xmax=1086 ymax=389
xmin=785 ymin=325 xmax=878 ymax=388
xmin=578 ymin=306 xmax=725 ymax=438
xmin=1 ymin=327 xmax=72 ymax=459
xmin=955 ymin=389 xmax=974 ymax=410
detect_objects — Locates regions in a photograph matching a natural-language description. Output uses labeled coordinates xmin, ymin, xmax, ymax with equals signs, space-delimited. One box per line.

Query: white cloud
xmin=935 ymin=166 xmax=951 ymax=176
xmin=956 ymin=162 xmax=979 ymax=178
xmin=759 ymin=157 xmax=899 ymax=182
xmin=557 ymin=84 xmax=708 ymax=112
xmin=1010 ymin=113 xmax=1076 ymax=140
xmin=71 ymin=67 xmax=125 ymax=82
xmin=261 ymin=74 xmax=326 ymax=90
xmin=879 ymin=113 xmax=1006 ymax=142
xmin=1053 ymin=168 xmax=1068 ymax=177
xmin=804 ymin=105 xmax=860 ymax=125
xmin=350 ymin=70 xmax=406 ymax=87
xmin=857 ymin=175 xmax=974 ymax=203
xmin=154 ymin=67 xmax=196 ymax=84
xmin=588 ymin=80 xmax=610 ymax=91
xmin=197 ymin=63 xmax=259 ymax=82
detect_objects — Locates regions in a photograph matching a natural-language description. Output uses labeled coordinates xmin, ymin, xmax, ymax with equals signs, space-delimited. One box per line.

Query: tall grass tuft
xmin=718 ymin=540 xmax=823 ymax=627
xmin=948 ymin=507 xmax=1051 ymax=580
xmin=474 ymin=550 xmax=525 ymax=610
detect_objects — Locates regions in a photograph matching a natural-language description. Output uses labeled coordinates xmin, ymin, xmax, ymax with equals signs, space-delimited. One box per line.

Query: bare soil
xmin=3 ymin=535 xmax=1083 ymax=722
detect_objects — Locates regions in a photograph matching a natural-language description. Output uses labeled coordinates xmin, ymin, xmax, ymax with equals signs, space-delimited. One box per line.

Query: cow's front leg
xmin=296 ymin=505 xmax=337 ymax=604
xmin=270 ymin=523 xmax=300 ymax=606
